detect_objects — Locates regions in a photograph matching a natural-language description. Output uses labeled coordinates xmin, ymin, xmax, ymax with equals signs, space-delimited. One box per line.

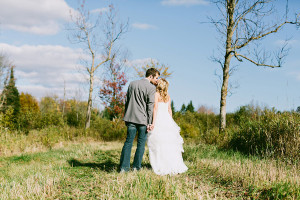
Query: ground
xmin=0 ymin=140 xmax=299 ymax=199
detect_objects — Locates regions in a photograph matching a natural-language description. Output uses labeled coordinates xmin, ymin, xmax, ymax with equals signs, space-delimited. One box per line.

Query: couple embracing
xmin=119 ymin=68 xmax=188 ymax=175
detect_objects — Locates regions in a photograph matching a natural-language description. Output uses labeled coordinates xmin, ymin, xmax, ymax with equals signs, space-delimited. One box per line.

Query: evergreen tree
xmin=2 ymin=66 xmax=20 ymax=118
xmin=171 ymin=100 xmax=176 ymax=114
xmin=296 ymin=106 xmax=300 ymax=113
xmin=180 ymin=103 xmax=186 ymax=113
xmin=186 ymin=101 xmax=195 ymax=113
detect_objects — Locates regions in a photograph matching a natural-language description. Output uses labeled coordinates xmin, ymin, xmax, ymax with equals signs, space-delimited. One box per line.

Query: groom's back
xmin=123 ymin=79 xmax=155 ymax=125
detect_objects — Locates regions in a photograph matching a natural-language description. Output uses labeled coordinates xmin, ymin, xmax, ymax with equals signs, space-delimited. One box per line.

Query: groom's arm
xmin=124 ymin=83 xmax=131 ymax=110
xmin=146 ymin=86 xmax=156 ymax=125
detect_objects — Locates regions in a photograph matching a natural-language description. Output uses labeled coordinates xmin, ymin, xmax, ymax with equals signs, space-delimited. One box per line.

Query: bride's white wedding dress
xmin=147 ymin=101 xmax=188 ymax=175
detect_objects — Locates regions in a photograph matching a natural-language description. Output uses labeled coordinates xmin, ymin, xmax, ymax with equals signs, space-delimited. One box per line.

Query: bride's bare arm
xmin=152 ymin=92 xmax=160 ymax=127
xmin=168 ymin=95 xmax=172 ymax=117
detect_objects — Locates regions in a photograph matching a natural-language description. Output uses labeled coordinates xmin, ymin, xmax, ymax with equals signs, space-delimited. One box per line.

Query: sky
xmin=0 ymin=0 xmax=299 ymax=112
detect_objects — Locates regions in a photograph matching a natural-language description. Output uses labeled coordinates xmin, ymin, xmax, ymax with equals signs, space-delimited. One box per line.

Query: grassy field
xmin=0 ymin=136 xmax=299 ymax=199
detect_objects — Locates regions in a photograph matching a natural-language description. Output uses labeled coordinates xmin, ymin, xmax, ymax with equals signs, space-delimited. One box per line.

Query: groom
xmin=119 ymin=68 xmax=160 ymax=172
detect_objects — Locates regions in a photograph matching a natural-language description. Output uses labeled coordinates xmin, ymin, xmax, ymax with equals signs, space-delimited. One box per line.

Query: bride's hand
xmin=147 ymin=124 xmax=152 ymax=132
xmin=147 ymin=124 xmax=154 ymax=132
xmin=150 ymin=124 xmax=155 ymax=131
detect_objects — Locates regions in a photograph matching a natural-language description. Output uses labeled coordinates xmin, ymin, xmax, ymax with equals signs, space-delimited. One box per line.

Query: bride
xmin=147 ymin=78 xmax=188 ymax=175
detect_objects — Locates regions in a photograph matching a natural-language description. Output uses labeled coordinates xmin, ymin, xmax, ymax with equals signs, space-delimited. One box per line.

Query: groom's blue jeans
xmin=119 ymin=122 xmax=147 ymax=172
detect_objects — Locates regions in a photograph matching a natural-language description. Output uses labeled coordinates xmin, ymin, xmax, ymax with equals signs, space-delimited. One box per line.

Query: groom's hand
xmin=147 ymin=124 xmax=151 ymax=132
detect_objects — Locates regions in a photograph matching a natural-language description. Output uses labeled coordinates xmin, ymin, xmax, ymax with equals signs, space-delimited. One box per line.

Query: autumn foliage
xmin=20 ymin=92 xmax=39 ymax=113
xmin=99 ymin=64 xmax=128 ymax=119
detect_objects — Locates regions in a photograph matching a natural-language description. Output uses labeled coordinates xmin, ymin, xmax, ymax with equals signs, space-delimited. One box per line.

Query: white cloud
xmin=286 ymin=70 xmax=300 ymax=82
xmin=18 ymin=85 xmax=61 ymax=100
xmin=0 ymin=43 xmax=82 ymax=72
xmin=0 ymin=43 xmax=90 ymax=99
xmin=125 ymin=58 xmax=158 ymax=67
xmin=161 ymin=0 xmax=209 ymax=6
xmin=292 ymin=72 xmax=300 ymax=81
xmin=275 ymin=39 xmax=299 ymax=47
xmin=91 ymin=7 xmax=109 ymax=14
xmin=0 ymin=0 xmax=74 ymax=35
xmin=132 ymin=23 xmax=157 ymax=30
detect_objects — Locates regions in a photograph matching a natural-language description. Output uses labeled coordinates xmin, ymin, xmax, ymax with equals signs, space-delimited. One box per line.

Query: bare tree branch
xmin=232 ymin=0 xmax=264 ymax=33
xmin=236 ymin=20 xmax=299 ymax=50
xmin=0 ymin=54 xmax=12 ymax=109
xmin=235 ymin=53 xmax=279 ymax=67
xmin=208 ymin=0 xmax=300 ymax=133
xmin=67 ymin=2 xmax=128 ymax=129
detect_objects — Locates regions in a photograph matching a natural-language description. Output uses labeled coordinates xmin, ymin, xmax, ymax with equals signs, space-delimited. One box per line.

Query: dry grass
xmin=198 ymin=158 xmax=299 ymax=188
xmin=0 ymin=131 xmax=299 ymax=199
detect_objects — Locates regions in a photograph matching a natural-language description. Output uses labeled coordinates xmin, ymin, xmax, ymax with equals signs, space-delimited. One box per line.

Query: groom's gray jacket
xmin=123 ymin=78 xmax=156 ymax=126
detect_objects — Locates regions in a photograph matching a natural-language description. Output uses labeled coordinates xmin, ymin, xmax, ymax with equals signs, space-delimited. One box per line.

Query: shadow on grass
xmin=141 ymin=162 xmax=152 ymax=169
xmin=68 ymin=158 xmax=152 ymax=173
xmin=68 ymin=159 xmax=119 ymax=172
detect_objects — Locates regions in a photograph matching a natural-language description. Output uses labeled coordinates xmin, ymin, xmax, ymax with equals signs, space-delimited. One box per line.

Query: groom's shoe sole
xmin=119 ymin=169 xmax=128 ymax=173
xmin=132 ymin=168 xmax=142 ymax=172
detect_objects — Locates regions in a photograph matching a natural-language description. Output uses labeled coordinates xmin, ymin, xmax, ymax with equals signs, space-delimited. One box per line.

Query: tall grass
xmin=0 ymin=140 xmax=299 ymax=199
xmin=228 ymin=110 xmax=300 ymax=161
xmin=2 ymin=107 xmax=299 ymax=162
xmin=174 ymin=106 xmax=300 ymax=161
xmin=0 ymin=126 xmax=118 ymax=157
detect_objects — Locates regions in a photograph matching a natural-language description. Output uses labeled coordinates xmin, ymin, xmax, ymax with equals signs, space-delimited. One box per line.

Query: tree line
xmin=0 ymin=0 xmax=299 ymax=135
xmin=1 ymin=64 xmax=299 ymax=160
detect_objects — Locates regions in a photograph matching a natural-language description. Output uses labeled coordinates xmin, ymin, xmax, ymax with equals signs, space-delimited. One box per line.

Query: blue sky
xmin=0 ymin=0 xmax=299 ymax=112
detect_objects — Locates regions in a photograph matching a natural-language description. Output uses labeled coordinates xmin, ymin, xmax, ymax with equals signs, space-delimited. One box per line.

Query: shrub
xmin=91 ymin=117 xmax=127 ymax=141
xmin=39 ymin=112 xmax=64 ymax=128
xmin=17 ymin=110 xmax=40 ymax=133
xmin=66 ymin=108 xmax=84 ymax=127
xmin=0 ymin=107 xmax=15 ymax=130
xmin=229 ymin=110 xmax=300 ymax=160
xmin=174 ymin=111 xmax=219 ymax=140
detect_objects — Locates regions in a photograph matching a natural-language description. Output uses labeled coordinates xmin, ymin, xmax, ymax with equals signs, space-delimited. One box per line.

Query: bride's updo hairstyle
xmin=156 ymin=78 xmax=169 ymax=102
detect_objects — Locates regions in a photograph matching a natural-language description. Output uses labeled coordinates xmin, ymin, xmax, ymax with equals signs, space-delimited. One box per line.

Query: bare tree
xmin=62 ymin=80 xmax=66 ymax=117
xmin=132 ymin=59 xmax=173 ymax=79
xmin=68 ymin=2 xmax=128 ymax=129
xmin=0 ymin=54 xmax=12 ymax=110
xmin=209 ymin=0 xmax=300 ymax=133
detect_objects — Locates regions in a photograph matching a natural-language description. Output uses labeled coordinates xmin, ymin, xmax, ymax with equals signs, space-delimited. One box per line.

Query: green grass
xmin=0 ymin=138 xmax=299 ymax=199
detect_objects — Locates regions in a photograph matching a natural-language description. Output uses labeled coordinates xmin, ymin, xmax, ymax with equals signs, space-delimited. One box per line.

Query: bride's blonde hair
xmin=156 ymin=78 xmax=169 ymax=102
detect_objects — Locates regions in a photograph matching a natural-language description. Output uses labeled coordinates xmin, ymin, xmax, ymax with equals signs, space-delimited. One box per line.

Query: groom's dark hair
xmin=145 ymin=68 xmax=160 ymax=78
